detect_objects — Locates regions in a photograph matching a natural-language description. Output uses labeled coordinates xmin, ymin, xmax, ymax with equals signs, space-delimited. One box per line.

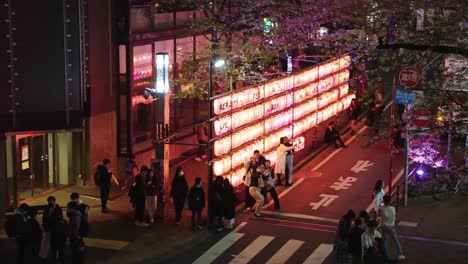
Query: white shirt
xmin=374 ymin=189 xmax=385 ymax=211
xmin=380 ymin=205 xmax=396 ymax=228
xmin=361 ymin=229 xmax=381 ymax=253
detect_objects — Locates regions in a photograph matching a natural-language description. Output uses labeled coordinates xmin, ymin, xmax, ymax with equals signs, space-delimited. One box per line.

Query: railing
xmin=390 ymin=179 xmax=406 ymax=211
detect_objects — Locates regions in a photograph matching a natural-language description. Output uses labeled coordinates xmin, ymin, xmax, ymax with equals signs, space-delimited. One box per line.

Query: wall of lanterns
xmin=211 ymin=55 xmax=354 ymax=186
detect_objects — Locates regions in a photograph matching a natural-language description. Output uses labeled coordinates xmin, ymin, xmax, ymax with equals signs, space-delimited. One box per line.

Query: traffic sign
xmin=411 ymin=108 xmax=431 ymax=128
xmin=399 ymin=67 xmax=420 ymax=87
xmin=395 ymin=89 xmax=414 ymax=104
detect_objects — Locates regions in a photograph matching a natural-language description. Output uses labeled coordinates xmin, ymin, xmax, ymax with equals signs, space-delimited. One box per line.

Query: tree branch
xmin=377 ymin=43 xmax=468 ymax=56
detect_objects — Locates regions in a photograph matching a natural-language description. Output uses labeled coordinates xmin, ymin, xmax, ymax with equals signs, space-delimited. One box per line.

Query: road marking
xmin=400 ymin=235 xmax=468 ymax=247
xmin=350 ymin=160 xmax=375 ymax=173
xmin=261 ymin=211 xmax=339 ymax=224
xmin=398 ymin=221 xmax=418 ymax=228
xmin=330 ymin=176 xmax=357 ymax=190
xmin=229 ymin=235 xmax=274 ymax=264
xmin=265 ymin=239 xmax=304 ymax=264
xmin=263 ymin=178 xmax=305 ymax=209
xmin=303 ymin=243 xmax=334 ymax=264
xmin=366 ymin=168 xmax=404 ymax=213
xmin=193 ymin=232 xmax=245 ymax=264
xmin=234 ymin=221 xmax=247 ymax=232
xmin=309 ymin=194 xmax=338 ymax=210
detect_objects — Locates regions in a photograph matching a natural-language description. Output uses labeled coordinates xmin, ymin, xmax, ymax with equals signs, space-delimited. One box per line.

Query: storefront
xmin=4 ymin=131 xmax=83 ymax=206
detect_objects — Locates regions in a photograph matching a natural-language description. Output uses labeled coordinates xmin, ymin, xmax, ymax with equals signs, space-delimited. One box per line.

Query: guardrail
xmin=390 ymin=179 xmax=406 ymax=211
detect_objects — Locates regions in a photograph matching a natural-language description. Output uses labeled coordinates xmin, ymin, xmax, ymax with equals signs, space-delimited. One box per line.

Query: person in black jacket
xmin=170 ymin=167 xmax=188 ymax=225
xmin=223 ymin=178 xmax=237 ymax=230
xmin=131 ymin=166 xmax=149 ymax=227
xmin=145 ymin=167 xmax=158 ymax=224
xmin=325 ymin=121 xmax=347 ymax=148
xmin=210 ymin=176 xmax=225 ymax=231
xmin=95 ymin=159 xmax=113 ymax=213
xmin=348 ymin=217 xmax=365 ymax=264
xmin=67 ymin=201 xmax=85 ymax=264
xmin=43 ymin=196 xmax=66 ymax=263
xmin=188 ymin=177 xmax=205 ymax=230
xmin=25 ymin=208 xmax=42 ymax=263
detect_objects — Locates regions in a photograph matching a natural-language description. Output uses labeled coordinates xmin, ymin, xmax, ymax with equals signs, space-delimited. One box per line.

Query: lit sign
xmin=155 ymin=53 xmax=169 ymax=93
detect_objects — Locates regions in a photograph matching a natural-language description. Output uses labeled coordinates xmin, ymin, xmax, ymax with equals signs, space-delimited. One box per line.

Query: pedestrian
xmin=130 ymin=165 xmax=149 ymax=227
xmin=68 ymin=192 xmax=90 ymax=237
xmin=325 ymin=121 xmax=348 ymax=148
xmin=373 ymin=180 xmax=385 ymax=218
xmin=249 ymin=164 xmax=265 ymax=217
xmin=67 ymin=201 xmax=85 ymax=264
xmin=243 ymin=157 xmax=256 ymax=212
xmin=94 ymin=158 xmax=113 ymax=213
xmin=348 ymin=217 xmax=365 ymax=264
xmin=210 ymin=176 xmax=225 ymax=231
xmin=275 ymin=137 xmax=295 ymax=186
xmin=358 ymin=210 xmax=371 ymax=228
xmin=348 ymin=98 xmax=360 ymax=135
xmin=366 ymin=237 xmax=386 ymax=264
xmin=253 ymin=149 xmax=266 ymax=165
xmin=25 ymin=208 xmax=42 ymax=263
xmin=188 ymin=177 xmax=205 ymax=230
xmin=283 ymin=137 xmax=295 ymax=186
xmin=334 ymin=209 xmax=355 ymax=264
xmin=367 ymin=92 xmax=384 ymax=133
xmin=223 ymin=178 xmax=237 ymax=230
xmin=264 ymin=160 xmax=280 ymax=211
xmin=380 ymin=195 xmax=406 ymax=261
xmin=43 ymin=196 xmax=66 ymax=263
xmin=145 ymin=166 xmax=158 ymax=224
xmin=195 ymin=121 xmax=208 ymax=161
xmin=170 ymin=167 xmax=188 ymax=225
xmin=361 ymin=220 xmax=381 ymax=263
xmin=124 ymin=154 xmax=137 ymax=190
xmin=11 ymin=203 xmax=30 ymax=264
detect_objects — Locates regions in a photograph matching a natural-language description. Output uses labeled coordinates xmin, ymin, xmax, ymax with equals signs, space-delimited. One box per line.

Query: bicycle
xmin=432 ymin=167 xmax=468 ymax=201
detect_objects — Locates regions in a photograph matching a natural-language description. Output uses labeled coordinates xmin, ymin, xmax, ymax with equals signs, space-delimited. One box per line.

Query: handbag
xmin=39 ymin=232 xmax=51 ymax=259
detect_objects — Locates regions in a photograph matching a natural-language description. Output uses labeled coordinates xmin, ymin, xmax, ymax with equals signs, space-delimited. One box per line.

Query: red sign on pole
xmin=399 ymin=67 xmax=420 ymax=87
xmin=411 ymin=108 xmax=431 ymax=128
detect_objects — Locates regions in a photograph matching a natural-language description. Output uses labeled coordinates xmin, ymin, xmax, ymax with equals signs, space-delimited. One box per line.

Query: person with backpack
xmin=25 ymin=208 xmax=42 ymax=263
xmin=67 ymin=201 xmax=85 ymax=264
xmin=170 ymin=167 xmax=188 ymax=225
xmin=188 ymin=177 xmax=205 ymax=230
xmin=42 ymin=196 xmax=66 ymax=263
xmin=68 ymin=192 xmax=90 ymax=237
xmin=6 ymin=203 xmax=30 ymax=264
xmin=95 ymin=158 xmax=113 ymax=213
xmin=144 ymin=166 xmax=158 ymax=224
xmin=129 ymin=165 xmax=149 ymax=227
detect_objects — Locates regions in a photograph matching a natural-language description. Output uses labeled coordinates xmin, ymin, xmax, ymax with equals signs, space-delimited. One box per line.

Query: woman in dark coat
xmin=210 ymin=176 xmax=225 ymax=231
xmin=223 ymin=178 xmax=237 ymax=229
xmin=170 ymin=167 xmax=188 ymax=225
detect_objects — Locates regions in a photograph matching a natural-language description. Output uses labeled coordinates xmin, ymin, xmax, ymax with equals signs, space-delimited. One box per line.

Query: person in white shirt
xmin=380 ymin=195 xmax=406 ymax=261
xmin=275 ymin=137 xmax=295 ymax=186
xmin=361 ymin=219 xmax=381 ymax=262
xmin=373 ymin=180 xmax=385 ymax=217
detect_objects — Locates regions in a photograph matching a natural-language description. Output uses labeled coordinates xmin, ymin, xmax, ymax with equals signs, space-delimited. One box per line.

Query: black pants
xmin=16 ymin=238 xmax=26 ymax=264
xmin=100 ymin=186 xmax=110 ymax=209
xmin=333 ymin=136 xmax=346 ymax=148
xmin=244 ymin=186 xmax=255 ymax=208
xmin=50 ymin=235 xmax=65 ymax=264
xmin=135 ymin=199 xmax=145 ymax=222
xmin=267 ymin=187 xmax=280 ymax=210
xmin=173 ymin=198 xmax=185 ymax=222
xmin=191 ymin=209 xmax=202 ymax=227
xmin=70 ymin=238 xmax=85 ymax=264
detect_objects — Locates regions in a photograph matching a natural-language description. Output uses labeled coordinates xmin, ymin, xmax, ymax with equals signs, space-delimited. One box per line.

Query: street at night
xmin=1 ymin=0 xmax=467 ymax=264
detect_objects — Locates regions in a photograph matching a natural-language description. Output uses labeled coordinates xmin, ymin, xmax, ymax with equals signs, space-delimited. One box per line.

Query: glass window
xmin=176 ymin=37 xmax=194 ymax=69
xmin=155 ymin=39 xmax=175 ymax=77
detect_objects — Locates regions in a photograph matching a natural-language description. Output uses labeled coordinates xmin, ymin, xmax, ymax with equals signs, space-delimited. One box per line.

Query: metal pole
xmin=403 ymin=136 xmax=409 ymax=206
xmin=208 ymin=61 xmax=213 ymax=224
xmin=389 ymin=72 xmax=396 ymax=194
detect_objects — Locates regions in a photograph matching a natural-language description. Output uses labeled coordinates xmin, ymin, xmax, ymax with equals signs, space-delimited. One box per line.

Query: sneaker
xmin=149 ymin=218 xmax=155 ymax=224
xmin=217 ymin=227 xmax=224 ymax=232
xmin=254 ymin=213 xmax=262 ymax=217
xmin=244 ymin=207 xmax=251 ymax=213
xmin=201 ymin=155 xmax=207 ymax=158
xmin=197 ymin=225 xmax=204 ymax=229
xmin=397 ymin=255 xmax=406 ymax=260
xmin=195 ymin=157 xmax=202 ymax=161
xmin=135 ymin=221 xmax=149 ymax=227
xmin=275 ymin=209 xmax=281 ymax=212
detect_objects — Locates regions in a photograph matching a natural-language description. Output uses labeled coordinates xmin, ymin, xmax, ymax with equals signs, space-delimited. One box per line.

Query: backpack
xmin=78 ymin=204 xmax=90 ymax=237
xmin=4 ymin=213 xmax=26 ymax=238
xmin=94 ymin=170 xmax=101 ymax=186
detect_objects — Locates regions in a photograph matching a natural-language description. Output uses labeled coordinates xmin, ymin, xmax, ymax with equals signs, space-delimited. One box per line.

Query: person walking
xmin=249 ymin=165 xmax=265 ymax=217
xmin=348 ymin=217 xmax=365 ymax=264
xmin=264 ymin=160 xmax=280 ymax=211
xmin=334 ymin=209 xmax=355 ymax=264
xmin=67 ymin=201 xmax=85 ymax=264
xmin=348 ymin=98 xmax=360 ymax=135
xmin=283 ymin=137 xmax=295 ymax=186
xmin=275 ymin=137 xmax=295 ymax=186
xmin=130 ymin=166 xmax=149 ymax=227
xmin=223 ymin=178 xmax=237 ymax=230
xmin=195 ymin=121 xmax=208 ymax=161
xmin=188 ymin=177 xmax=205 ymax=230
xmin=95 ymin=158 xmax=113 ymax=213
xmin=25 ymin=208 xmax=42 ymax=263
xmin=373 ymin=180 xmax=385 ymax=218
xmin=43 ymin=196 xmax=66 ymax=263
xmin=325 ymin=121 xmax=347 ymax=148
xmin=170 ymin=167 xmax=188 ymax=225
xmin=243 ymin=158 xmax=256 ymax=212
xmin=11 ymin=203 xmax=30 ymax=264
xmin=380 ymin=195 xmax=406 ymax=261
xmin=361 ymin=220 xmax=381 ymax=263
xmin=210 ymin=176 xmax=225 ymax=231
xmin=365 ymin=237 xmax=386 ymax=264
xmin=144 ymin=166 xmax=158 ymax=224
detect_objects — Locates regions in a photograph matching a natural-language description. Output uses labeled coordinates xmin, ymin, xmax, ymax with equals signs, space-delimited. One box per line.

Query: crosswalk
xmin=193 ymin=231 xmax=333 ymax=264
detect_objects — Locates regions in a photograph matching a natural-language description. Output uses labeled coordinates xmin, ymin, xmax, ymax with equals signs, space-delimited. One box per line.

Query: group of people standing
xmin=334 ymin=180 xmax=406 ymax=264
xmin=8 ymin=193 xmax=88 ymax=264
